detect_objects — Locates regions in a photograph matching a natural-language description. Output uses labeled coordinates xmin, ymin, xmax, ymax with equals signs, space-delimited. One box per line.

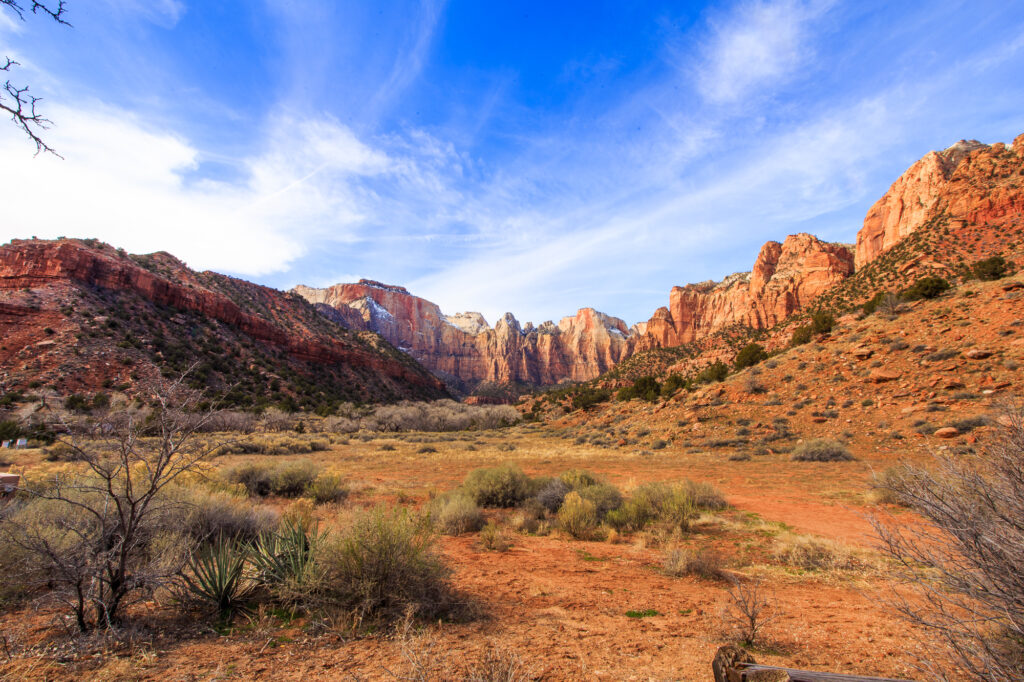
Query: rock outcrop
xmin=294 ymin=281 xmax=634 ymax=391
xmin=856 ymin=135 xmax=1024 ymax=268
xmin=640 ymin=234 xmax=854 ymax=346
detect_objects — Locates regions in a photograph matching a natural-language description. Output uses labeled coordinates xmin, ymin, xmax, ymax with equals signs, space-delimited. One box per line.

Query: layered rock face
xmin=0 ymin=239 xmax=448 ymax=401
xmin=293 ymin=281 xmax=634 ymax=390
xmin=856 ymin=135 xmax=1024 ymax=268
xmin=640 ymin=234 xmax=855 ymax=346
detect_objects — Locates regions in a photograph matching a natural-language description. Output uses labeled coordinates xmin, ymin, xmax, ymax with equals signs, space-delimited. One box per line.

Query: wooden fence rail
xmin=712 ymin=646 xmax=916 ymax=682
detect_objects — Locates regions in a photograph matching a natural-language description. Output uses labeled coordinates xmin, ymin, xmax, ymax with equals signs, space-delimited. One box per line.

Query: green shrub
xmin=319 ymin=506 xmax=454 ymax=624
xmin=181 ymin=487 xmax=279 ymax=542
xmin=571 ymin=387 xmax=611 ymax=410
xmin=605 ymin=481 xmax=712 ymax=532
xmin=64 ymin=393 xmax=91 ymax=413
xmin=695 ymin=361 xmax=729 ymax=384
xmin=307 ymin=472 xmax=348 ymax=505
xmin=734 ymin=343 xmax=768 ymax=370
xmin=430 ymin=492 xmax=485 ymax=535
xmin=617 ymin=376 xmax=661 ymax=402
xmin=559 ymin=469 xmax=600 ymax=490
xmin=661 ymin=374 xmax=685 ymax=397
xmin=811 ymin=310 xmax=835 ymax=335
xmin=790 ymin=325 xmax=812 ymax=346
xmin=681 ymin=480 xmax=727 ymax=511
xmin=479 ymin=520 xmax=510 ymax=551
xmin=578 ymin=483 xmax=623 ymax=518
xmin=903 ymin=276 xmax=950 ymax=300
xmin=0 ymin=419 xmax=21 ymax=441
xmin=271 ymin=460 xmax=319 ymax=497
xmin=558 ymin=491 xmax=598 ymax=539
xmin=462 ymin=465 xmax=532 ymax=508
xmin=862 ymin=291 xmax=887 ymax=315
xmin=225 ymin=460 xmax=319 ymax=498
xmin=972 ymin=255 xmax=1008 ymax=281
xmin=791 ymin=439 xmax=854 ymax=462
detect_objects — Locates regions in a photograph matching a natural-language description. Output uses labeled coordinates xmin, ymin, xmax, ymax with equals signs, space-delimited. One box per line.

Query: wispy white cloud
xmin=99 ymin=0 xmax=186 ymax=27
xmin=695 ymin=0 xmax=831 ymax=105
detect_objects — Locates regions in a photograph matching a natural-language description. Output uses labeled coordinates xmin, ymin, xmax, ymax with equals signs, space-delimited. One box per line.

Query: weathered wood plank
xmin=737 ymin=662 xmax=915 ymax=682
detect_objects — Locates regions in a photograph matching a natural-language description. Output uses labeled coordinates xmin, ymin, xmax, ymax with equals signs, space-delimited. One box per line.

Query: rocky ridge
xmin=0 ymin=239 xmax=448 ymax=405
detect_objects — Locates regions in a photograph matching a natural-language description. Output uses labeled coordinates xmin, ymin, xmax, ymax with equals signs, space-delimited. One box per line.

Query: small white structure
xmin=0 ymin=440 xmax=10 ymax=449
xmin=14 ymin=438 xmax=28 ymax=449
xmin=0 ymin=473 xmax=19 ymax=494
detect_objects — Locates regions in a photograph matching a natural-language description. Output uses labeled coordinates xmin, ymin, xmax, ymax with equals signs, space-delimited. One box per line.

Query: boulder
xmin=934 ymin=427 xmax=960 ymax=439
xmin=850 ymin=345 xmax=873 ymax=359
xmin=869 ymin=368 xmax=901 ymax=383
xmin=963 ymin=349 xmax=993 ymax=360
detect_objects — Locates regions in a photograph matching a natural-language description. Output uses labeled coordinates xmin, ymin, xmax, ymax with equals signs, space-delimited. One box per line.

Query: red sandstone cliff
xmin=855 ymin=134 xmax=1024 ymax=268
xmin=639 ymin=234 xmax=854 ymax=347
xmin=0 ymin=239 xmax=448 ymax=401
xmin=293 ymin=281 xmax=634 ymax=391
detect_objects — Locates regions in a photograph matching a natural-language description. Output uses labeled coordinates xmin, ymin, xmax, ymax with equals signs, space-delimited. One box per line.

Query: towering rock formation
xmin=293 ymin=281 xmax=634 ymax=392
xmin=856 ymin=135 xmax=1024 ymax=268
xmin=640 ymin=234 xmax=854 ymax=346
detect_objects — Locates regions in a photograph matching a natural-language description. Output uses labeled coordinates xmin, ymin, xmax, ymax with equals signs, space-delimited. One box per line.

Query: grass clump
xmin=774 ymin=534 xmax=857 ymax=572
xmin=430 ymin=492 xmax=485 ymax=536
xmin=791 ymin=439 xmax=854 ymax=462
xmin=625 ymin=609 xmax=659 ymax=618
xmin=663 ymin=547 xmax=726 ymax=580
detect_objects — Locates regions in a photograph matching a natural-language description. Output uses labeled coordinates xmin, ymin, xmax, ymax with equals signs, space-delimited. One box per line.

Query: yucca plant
xmin=249 ymin=518 xmax=325 ymax=608
xmin=182 ymin=536 xmax=254 ymax=621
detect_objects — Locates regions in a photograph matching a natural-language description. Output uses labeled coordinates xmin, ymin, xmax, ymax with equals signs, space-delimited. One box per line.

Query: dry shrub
xmin=663 ymin=546 xmax=726 ymax=579
xmin=462 ymin=465 xmax=532 ymax=508
xmin=868 ymin=466 xmax=910 ymax=506
xmin=577 ymin=483 xmax=623 ymax=518
xmin=365 ymin=400 xmax=520 ymax=432
xmin=774 ymin=534 xmax=857 ymax=572
xmin=534 ymin=478 xmax=570 ymax=512
xmin=873 ymin=409 xmax=1024 ymax=680
xmin=558 ymin=491 xmax=598 ymax=539
xmin=179 ymin=486 xmax=279 ymax=542
xmin=319 ymin=506 xmax=458 ymax=626
xmin=479 ymin=521 xmax=510 ymax=551
xmin=791 ymin=438 xmax=854 ymax=462
xmin=430 ymin=492 xmax=485 ymax=536
xmin=224 ymin=459 xmax=319 ymax=498
xmin=307 ymin=471 xmax=348 ymax=505
xmin=722 ymin=577 xmax=778 ymax=646
xmin=605 ymin=481 xmax=707 ymax=533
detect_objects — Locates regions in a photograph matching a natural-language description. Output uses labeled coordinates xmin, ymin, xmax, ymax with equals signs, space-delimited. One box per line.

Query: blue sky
xmin=1 ymin=1 xmax=1023 ymax=327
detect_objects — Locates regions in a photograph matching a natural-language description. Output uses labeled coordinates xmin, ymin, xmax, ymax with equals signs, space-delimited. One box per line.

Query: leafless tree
xmin=1 ymin=1 xmax=69 ymax=156
xmin=722 ymin=576 xmax=777 ymax=645
xmin=0 ymin=371 xmax=223 ymax=631
xmin=873 ymin=407 xmax=1024 ymax=681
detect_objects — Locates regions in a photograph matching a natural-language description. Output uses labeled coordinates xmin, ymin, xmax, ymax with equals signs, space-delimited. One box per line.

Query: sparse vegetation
xmin=791 ymin=439 xmax=854 ymax=462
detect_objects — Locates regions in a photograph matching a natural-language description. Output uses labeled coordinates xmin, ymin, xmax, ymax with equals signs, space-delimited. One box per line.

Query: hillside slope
xmin=0 ymin=239 xmax=449 ymax=409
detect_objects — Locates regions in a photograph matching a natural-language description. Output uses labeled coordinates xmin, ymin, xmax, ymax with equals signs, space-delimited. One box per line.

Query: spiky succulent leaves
xmin=250 ymin=518 xmax=325 ymax=596
xmin=183 ymin=536 xmax=253 ymax=620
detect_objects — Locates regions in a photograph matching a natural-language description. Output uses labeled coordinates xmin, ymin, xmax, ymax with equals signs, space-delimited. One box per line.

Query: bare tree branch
xmin=1 ymin=0 xmax=69 ymax=156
